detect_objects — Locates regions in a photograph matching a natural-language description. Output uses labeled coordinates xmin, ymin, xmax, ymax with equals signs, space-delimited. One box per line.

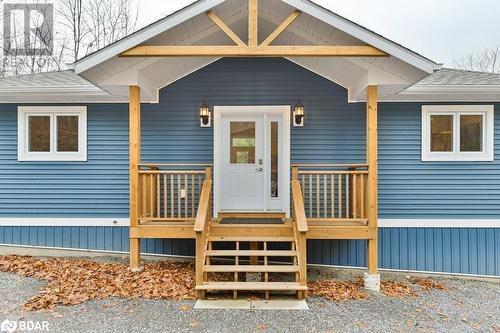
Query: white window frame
xmin=422 ymin=105 xmax=494 ymax=162
xmin=18 ymin=106 xmax=87 ymax=162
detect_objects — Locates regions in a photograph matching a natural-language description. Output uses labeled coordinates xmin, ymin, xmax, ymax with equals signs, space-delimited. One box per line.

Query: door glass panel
xmin=270 ymin=122 xmax=278 ymax=198
xmin=230 ymin=122 xmax=255 ymax=164
xmin=460 ymin=115 xmax=483 ymax=152
xmin=28 ymin=115 xmax=50 ymax=152
xmin=57 ymin=116 xmax=79 ymax=152
xmin=430 ymin=115 xmax=453 ymax=152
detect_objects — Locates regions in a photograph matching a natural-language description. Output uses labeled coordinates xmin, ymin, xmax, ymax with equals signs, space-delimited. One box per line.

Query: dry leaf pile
xmin=380 ymin=281 xmax=418 ymax=298
xmin=308 ymin=280 xmax=368 ymax=302
xmin=0 ymin=255 xmax=196 ymax=310
xmin=410 ymin=278 xmax=447 ymax=291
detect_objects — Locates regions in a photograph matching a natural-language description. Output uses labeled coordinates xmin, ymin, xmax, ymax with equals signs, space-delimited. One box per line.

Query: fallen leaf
xmin=0 ymin=255 xmax=197 ymax=311
xmin=308 ymin=280 xmax=367 ymax=302
xmin=179 ymin=304 xmax=191 ymax=311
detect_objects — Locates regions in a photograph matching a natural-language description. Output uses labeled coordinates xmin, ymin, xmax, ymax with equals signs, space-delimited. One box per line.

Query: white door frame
xmin=214 ymin=106 xmax=291 ymax=218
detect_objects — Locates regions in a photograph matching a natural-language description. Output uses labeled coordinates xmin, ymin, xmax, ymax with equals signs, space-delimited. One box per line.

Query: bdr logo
xmin=1 ymin=319 xmax=50 ymax=332
xmin=3 ymin=3 xmax=54 ymax=56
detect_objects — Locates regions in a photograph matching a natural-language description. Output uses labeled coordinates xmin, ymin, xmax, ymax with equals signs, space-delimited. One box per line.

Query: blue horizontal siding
xmin=379 ymin=102 xmax=500 ymax=218
xmin=0 ymin=226 xmax=497 ymax=276
xmin=0 ymin=104 xmax=130 ymax=217
xmin=0 ymin=58 xmax=499 ymax=276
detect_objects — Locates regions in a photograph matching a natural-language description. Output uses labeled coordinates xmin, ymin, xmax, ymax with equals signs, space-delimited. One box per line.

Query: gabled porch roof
xmin=72 ymin=0 xmax=441 ymax=103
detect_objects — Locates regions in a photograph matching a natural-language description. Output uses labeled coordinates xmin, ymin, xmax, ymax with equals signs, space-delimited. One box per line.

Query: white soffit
xmin=75 ymin=0 xmax=438 ymax=102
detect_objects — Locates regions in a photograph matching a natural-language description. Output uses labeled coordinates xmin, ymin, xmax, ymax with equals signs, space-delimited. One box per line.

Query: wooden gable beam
xmin=260 ymin=10 xmax=301 ymax=47
xmin=248 ymin=0 xmax=258 ymax=46
xmin=206 ymin=11 xmax=246 ymax=46
xmin=120 ymin=45 xmax=388 ymax=57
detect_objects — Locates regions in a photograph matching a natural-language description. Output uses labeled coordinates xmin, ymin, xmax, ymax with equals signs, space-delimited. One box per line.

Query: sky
xmin=135 ymin=0 xmax=500 ymax=67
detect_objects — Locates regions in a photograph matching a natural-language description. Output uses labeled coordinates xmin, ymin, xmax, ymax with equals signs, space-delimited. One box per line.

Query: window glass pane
xmin=28 ymin=116 xmax=50 ymax=152
xmin=430 ymin=115 xmax=453 ymax=152
xmin=230 ymin=122 xmax=255 ymax=164
xmin=460 ymin=115 xmax=483 ymax=152
xmin=271 ymin=122 xmax=278 ymax=198
xmin=57 ymin=116 xmax=79 ymax=152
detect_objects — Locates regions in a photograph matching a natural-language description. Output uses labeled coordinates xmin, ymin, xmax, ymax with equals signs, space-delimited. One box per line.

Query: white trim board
xmin=379 ymin=219 xmax=500 ymax=228
xmin=0 ymin=218 xmax=130 ymax=227
xmin=0 ymin=218 xmax=499 ymax=228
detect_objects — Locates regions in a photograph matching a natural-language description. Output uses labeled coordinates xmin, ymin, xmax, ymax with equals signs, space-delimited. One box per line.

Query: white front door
xmin=215 ymin=106 xmax=291 ymax=216
xmin=221 ymin=115 xmax=264 ymax=210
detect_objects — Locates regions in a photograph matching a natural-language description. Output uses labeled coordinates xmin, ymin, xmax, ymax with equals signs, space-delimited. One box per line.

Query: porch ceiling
xmin=78 ymin=0 xmax=438 ymax=103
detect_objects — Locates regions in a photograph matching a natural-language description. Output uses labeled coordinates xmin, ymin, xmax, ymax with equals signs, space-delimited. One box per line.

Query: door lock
xmin=259 ymin=159 xmax=263 ymax=165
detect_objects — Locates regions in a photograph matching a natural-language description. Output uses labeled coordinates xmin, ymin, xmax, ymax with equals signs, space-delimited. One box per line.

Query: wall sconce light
xmin=293 ymin=100 xmax=305 ymax=127
xmin=199 ymin=102 xmax=211 ymax=127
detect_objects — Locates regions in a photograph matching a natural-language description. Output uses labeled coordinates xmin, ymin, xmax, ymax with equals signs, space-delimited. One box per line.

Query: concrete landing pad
xmin=194 ymin=299 xmax=309 ymax=310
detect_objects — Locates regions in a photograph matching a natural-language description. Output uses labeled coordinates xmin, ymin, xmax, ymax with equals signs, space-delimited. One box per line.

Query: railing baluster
xmin=331 ymin=174 xmax=335 ymax=220
xmin=338 ymin=174 xmax=342 ymax=219
xmin=346 ymin=173 xmax=350 ymax=219
xmin=353 ymin=174 xmax=358 ymax=219
xmin=185 ymin=174 xmax=188 ymax=218
xmin=177 ymin=174 xmax=181 ymax=219
xmin=309 ymin=174 xmax=312 ymax=219
xmin=323 ymin=174 xmax=327 ymax=218
xmin=192 ymin=174 xmax=195 ymax=218
xmin=170 ymin=174 xmax=174 ymax=219
xmin=156 ymin=174 xmax=161 ymax=218
xmin=163 ymin=174 xmax=167 ymax=218
xmin=316 ymin=174 xmax=320 ymax=218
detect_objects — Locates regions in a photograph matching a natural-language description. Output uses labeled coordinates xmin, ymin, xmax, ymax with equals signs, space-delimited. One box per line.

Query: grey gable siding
xmin=0 ymin=58 xmax=499 ymax=276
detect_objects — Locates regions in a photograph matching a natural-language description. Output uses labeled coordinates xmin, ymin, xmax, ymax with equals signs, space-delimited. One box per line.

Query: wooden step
xmin=196 ymin=282 xmax=308 ymax=291
xmin=208 ymin=236 xmax=294 ymax=242
xmin=203 ymin=265 xmax=299 ymax=273
xmin=206 ymin=250 xmax=297 ymax=257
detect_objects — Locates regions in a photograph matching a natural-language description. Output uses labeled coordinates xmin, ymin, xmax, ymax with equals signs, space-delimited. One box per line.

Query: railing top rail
xmin=139 ymin=170 xmax=207 ymax=175
xmin=140 ymin=163 xmax=212 ymax=169
xmin=292 ymin=163 xmax=368 ymax=169
xmin=298 ymin=170 xmax=368 ymax=175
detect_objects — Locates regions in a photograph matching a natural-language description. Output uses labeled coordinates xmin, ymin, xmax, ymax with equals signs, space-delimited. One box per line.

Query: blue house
xmin=0 ymin=0 xmax=498 ymax=298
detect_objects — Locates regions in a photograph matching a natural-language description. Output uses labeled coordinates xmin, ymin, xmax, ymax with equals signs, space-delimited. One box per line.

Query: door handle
xmin=256 ymin=167 xmax=263 ymax=172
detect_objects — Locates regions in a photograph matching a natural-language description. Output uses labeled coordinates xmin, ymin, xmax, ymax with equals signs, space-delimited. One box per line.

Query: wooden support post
xmin=195 ymin=232 xmax=206 ymax=299
xmin=298 ymin=232 xmax=307 ymax=299
xmin=366 ymin=85 xmax=379 ymax=276
xmin=248 ymin=0 xmax=258 ymax=46
xmin=129 ymin=85 xmax=141 ymax=271
xmin=292 ymin=166 xmax=299 ymax=181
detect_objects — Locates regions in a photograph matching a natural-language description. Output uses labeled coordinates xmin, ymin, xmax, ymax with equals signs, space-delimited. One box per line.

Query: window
xmin=18 ymin=106 xmax=87 ymax=161
xmin=230 ymin=122 xmax=256 ymax=164
xmin=422 ymin=105 xmax=494 ymax=161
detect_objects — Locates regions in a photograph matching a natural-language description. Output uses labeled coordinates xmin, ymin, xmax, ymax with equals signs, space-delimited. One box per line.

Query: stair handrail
xmin=194 ymin=179 xmax=212 ymax=232
xmin=292 ymin=180 xmax=308 ymax=233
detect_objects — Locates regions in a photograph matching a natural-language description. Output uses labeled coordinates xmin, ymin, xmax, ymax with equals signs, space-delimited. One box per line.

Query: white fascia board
xmin=282 ymin=0 xmax=438 ymax=74
xmin=74 ymin=0 xmax=226 ymax=74
xmin=402 ymin=85 xmax=500 ymax=94
xmin=0 ymin=87 xmax=109 ymax=95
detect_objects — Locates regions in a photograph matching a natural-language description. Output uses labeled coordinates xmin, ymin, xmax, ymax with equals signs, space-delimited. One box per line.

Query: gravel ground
xmin=0 ymin=257 xmax=498 ymax=333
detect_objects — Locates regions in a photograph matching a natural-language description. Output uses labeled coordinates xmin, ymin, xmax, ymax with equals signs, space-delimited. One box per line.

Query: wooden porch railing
xmin=138 ymin=164 xmax=212 ymax=224
xmin=292 ymin=164 xmax=369 ymax=225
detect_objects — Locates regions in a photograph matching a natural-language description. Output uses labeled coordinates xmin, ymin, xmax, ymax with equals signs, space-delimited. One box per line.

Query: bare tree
xmin=0 ymin=0 xmax=138 ymax=77
xmin=84 ymin=0 xmax=138 ymax=56
xmin=57 ymin=0 xmax=86 ymax=61
xmin=454 ymin=46 xmax=500 ymax=74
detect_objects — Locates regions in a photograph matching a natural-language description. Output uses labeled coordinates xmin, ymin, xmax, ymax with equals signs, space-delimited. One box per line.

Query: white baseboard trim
xmin=0 ymin=218 xmax=498 ymax=228
xmin=0 ymin=244 xmax=498 ymax=281
xmin=0 ymin=218 xmax=130 ymax=227
xmin=379 ymin=219 xmax=500 ymax=228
